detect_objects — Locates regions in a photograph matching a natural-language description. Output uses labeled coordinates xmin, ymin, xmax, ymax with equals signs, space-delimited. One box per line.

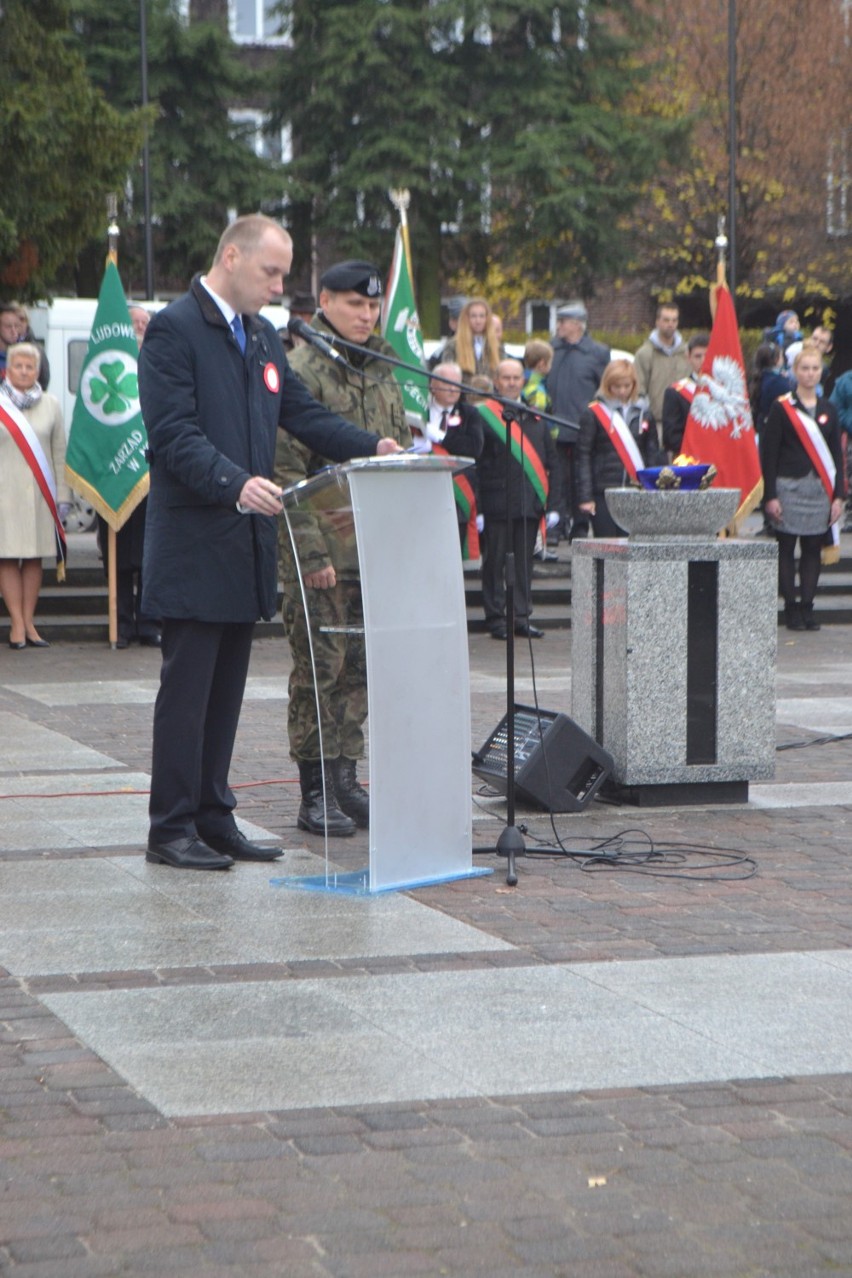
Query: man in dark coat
xmin=475 ymin=358 xmax=558 ymax=639
xmin=138 ymin=214 xmax=399 ymax=871
xmin=547 ymin=301 xmax=610 ymax=541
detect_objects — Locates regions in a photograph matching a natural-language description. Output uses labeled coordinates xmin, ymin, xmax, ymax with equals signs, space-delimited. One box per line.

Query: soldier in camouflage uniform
xmin=275 ymin=260 xmax=411 ymax=835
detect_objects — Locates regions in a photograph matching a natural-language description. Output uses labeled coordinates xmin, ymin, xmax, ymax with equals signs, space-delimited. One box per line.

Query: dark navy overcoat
xmin=139 ymin=279 xmax=378 ymax=623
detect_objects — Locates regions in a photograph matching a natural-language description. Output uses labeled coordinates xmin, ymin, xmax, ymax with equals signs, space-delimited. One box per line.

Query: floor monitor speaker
xmin=472 ymin=704 xmax=613 ymax=813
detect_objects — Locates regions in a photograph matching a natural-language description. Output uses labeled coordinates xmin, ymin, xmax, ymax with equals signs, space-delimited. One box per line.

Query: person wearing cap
xmin=548 ymin=300 xmax=610 ymax=541
xmin=633 ymin=301 xmax=690 ymax=423
xmin=764 ymin=310 xmax=802 ymax=363
xmin=281 ymin=290 xmax=317 ymax=354
xmin=275 ymin=258 xmax=411 ymax=838
xmin=137 ymin=217 xmax=400 ymax=873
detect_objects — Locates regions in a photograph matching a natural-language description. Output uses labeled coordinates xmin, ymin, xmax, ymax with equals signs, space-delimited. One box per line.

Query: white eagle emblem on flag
xmin=690 ymin=355 xmax=753 ymax=440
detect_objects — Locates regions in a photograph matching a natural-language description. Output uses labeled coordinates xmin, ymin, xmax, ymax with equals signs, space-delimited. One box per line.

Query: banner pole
xmin=106 ymin=195 xmax=120 ymax=647
xmin=107 ymin=525 xmax=119 ymax=648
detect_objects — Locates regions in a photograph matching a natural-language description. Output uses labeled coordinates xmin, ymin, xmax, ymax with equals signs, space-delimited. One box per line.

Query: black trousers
xmin=590 ymin=492 xmax=627 ymax=539
xmin=97 ymin=513 xmax=160 ymax=643
xmin=555 ymin=441 xmax=588 ymax=536
xmin=481 ymin=517 xmax=537 ymax=629
xmin=149 ymin=618 xmax=254 ymax=842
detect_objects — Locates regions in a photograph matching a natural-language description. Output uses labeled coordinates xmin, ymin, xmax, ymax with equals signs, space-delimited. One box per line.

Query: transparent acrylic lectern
xmin=274 ymin=453 xmax=490 ymax=895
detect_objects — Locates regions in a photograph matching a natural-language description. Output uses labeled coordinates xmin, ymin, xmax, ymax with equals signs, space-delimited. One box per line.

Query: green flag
xmin=381 ymin=225 xmax=429 ymax=421
xmin=65 ymin=262 xmax=149 ymax=531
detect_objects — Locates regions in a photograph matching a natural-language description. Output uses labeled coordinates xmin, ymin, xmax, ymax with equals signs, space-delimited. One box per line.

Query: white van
xmin=26 ymin=299 xmax=290 ymax=531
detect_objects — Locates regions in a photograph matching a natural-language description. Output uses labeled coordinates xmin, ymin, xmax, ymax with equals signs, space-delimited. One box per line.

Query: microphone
xmin=287 ymin=316 xmax=347 ymax=365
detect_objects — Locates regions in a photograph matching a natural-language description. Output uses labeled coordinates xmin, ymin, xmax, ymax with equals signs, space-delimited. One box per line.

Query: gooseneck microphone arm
xmin=284 ymin=316 xmax=579 ymax=441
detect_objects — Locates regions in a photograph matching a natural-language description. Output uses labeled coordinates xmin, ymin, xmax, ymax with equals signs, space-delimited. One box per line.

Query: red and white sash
xmin=778 ymin=395 xmax=836 ymax=502
xmin=0 ymin=395 xmax=67 ymax=570
xmin=590 ymin=401 xmax=644 ymax=482
xmin=673 ymin=377 xmax=697 ymax=405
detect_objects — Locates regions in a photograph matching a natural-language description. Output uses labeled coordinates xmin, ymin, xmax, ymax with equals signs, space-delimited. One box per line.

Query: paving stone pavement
xmin=1 ymin=616 xmax=852 ymax=1277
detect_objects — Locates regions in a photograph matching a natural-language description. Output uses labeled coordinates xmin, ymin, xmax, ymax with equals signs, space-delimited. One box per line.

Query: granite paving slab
xmin=39 ymin=952 xmax=852 ymax=1117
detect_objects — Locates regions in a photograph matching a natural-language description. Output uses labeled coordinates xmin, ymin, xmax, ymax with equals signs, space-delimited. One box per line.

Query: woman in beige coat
xmin=0 ymin=343 xmax=70 ymax=648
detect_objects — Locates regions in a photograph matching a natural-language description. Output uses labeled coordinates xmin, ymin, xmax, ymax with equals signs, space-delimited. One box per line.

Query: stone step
xmin=7 ymin=534 xmax=852 ymax=641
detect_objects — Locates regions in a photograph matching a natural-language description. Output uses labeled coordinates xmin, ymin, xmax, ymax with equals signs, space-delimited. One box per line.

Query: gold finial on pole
xmin=389 ymin=188 xmax=413 ymax=275
xmin=715 ymin=215 xmax=728 ymax=286
xmin=711 ymin=214 xmax=728 ymax=317
xmin=389 ymin=187 xmax=410 ymax=226
xmin=107 ymin=193 xmax=120 ymax=267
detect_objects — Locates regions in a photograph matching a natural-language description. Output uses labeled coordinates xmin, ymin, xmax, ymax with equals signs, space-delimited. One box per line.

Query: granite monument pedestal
xmin=571 ymin=489 xmax=777 ymax=806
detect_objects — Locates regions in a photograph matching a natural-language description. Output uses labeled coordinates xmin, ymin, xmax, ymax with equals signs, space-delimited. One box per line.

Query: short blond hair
xmin=524 ymin=339 xmax=552 ymax=371
xmin=791 ymin=340 xmax=822 ymax=372
xmin=599 ymin=358 xmax=638 ymax=401
xmin=213 ymin=215 xmax=291 ymax=264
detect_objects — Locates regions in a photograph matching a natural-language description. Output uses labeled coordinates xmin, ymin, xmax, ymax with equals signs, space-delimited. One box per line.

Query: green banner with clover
xmin=65 ymin=262 xmax=149 ymax=531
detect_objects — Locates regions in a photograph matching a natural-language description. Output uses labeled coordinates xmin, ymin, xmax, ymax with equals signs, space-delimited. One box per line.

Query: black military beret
xmin=320 ymin=260 xmax=383 ymax=298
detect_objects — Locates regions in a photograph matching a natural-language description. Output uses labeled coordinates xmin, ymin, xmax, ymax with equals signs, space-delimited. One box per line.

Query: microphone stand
xmin=288 ymin=322 xmax=577 ymax=440
xmin=291 ymin=322 xmax=577 ymax=886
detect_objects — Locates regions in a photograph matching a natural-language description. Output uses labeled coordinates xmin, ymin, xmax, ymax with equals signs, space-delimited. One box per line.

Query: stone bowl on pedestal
xmin=604 ymin=487 xmax=741 ymax=540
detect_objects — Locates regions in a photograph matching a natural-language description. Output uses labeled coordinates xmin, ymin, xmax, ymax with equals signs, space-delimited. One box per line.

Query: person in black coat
xmin=661 ymin=332 xmax=709 ymax=458
xmin=138 ymin=215 xmax=400 ymax=871
xmin=576 ymin=359 xmax=662 ymax=536
xmin=475 ymin=358 xmax=558 ymax=639
xmin=761 ymin=342 xmax=844 ymax=631
xmin=547 ymin=301 xmax=610 ymax=541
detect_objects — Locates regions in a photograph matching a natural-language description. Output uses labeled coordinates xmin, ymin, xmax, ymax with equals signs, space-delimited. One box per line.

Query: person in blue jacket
xmin=138 ymin=214 xmax=400 ymax=871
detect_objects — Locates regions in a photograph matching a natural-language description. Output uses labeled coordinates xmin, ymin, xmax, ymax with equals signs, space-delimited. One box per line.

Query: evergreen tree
xmin=69 ymin=0 xmax=284 ymax=295
xmin=272 ymin=0 xmax=685 ymax=329
xmin=0 ymin=0 xmax=140 ymax=300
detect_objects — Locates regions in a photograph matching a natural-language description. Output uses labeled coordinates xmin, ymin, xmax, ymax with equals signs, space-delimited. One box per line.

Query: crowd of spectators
xmin=3 ymin=276 xmax=851 ymax=648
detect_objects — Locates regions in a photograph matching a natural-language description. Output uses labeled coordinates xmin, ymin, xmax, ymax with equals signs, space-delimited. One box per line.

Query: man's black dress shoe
xmin=198 ymin=828 xmax=284 ymax=861
xmin=515 ymin=622 xmax=544 ymax=638
xmin=490 ymin=623 xmax=508 ymax=640
xmin=26 ymin=637 xmax=50 ymax=648
xmin=146 ymin=835 xmax=233 ymax=870
xmin=139 ymin=634 xmax=162 ymax=648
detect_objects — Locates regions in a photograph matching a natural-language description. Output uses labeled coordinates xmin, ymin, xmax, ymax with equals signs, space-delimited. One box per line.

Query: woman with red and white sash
xmin=762 ymin=341 xmax=845 ymax=631
xmin=0 ymin=343 xmax=70 ymax=649
xmin=576 ymin=359 xmax=662 ymax=536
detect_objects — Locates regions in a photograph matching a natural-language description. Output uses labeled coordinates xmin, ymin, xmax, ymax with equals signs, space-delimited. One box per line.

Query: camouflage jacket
xmin=276 ymin=317 xmax=411 ymax=579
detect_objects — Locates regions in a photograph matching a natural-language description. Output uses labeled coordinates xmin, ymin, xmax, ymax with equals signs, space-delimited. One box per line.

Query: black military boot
xmin=297 ymin=761 xmax=356 ymax=836
xmin=331 ymin=757 xmax=370 ymax=828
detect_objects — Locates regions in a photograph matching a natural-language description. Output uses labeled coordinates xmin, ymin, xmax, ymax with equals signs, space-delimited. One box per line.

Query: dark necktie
xmin=231 ymin=314 xmax=246 ymax=356
xmin=440 ymin=410 xmax=448 ymax=434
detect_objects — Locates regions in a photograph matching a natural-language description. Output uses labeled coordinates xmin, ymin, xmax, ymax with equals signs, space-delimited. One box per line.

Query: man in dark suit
xmin=138 ymin=214 xmax=400 ymax=871
xmin=476 ymin=358 xmax=559 ymax=639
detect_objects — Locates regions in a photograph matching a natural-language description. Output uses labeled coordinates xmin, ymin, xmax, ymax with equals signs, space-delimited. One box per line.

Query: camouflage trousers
xmin=281 ymin=579 xmax=367 ymax=763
